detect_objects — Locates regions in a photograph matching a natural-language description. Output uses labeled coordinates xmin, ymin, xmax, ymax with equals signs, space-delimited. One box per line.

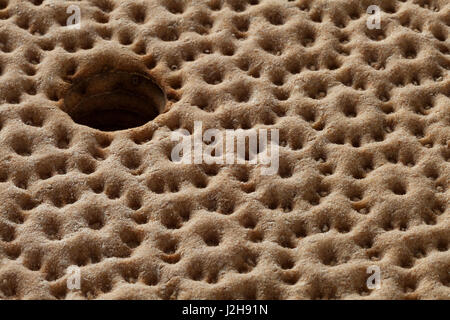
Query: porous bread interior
xmin=0 ymin=0 xmax=448 ymax=299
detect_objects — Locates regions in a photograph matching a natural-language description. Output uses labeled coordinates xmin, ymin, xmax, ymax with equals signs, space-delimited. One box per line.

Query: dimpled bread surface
xmin=0 ymin=0 xmax=449 ymax=299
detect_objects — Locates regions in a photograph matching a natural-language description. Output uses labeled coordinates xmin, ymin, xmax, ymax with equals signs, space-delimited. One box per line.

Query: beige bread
xmin=0 ymin=0 xmax=448 ymax=299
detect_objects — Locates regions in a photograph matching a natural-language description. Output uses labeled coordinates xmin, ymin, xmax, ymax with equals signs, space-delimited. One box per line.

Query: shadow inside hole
xmin=62 ymin=72 xmax=166 ymax=131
